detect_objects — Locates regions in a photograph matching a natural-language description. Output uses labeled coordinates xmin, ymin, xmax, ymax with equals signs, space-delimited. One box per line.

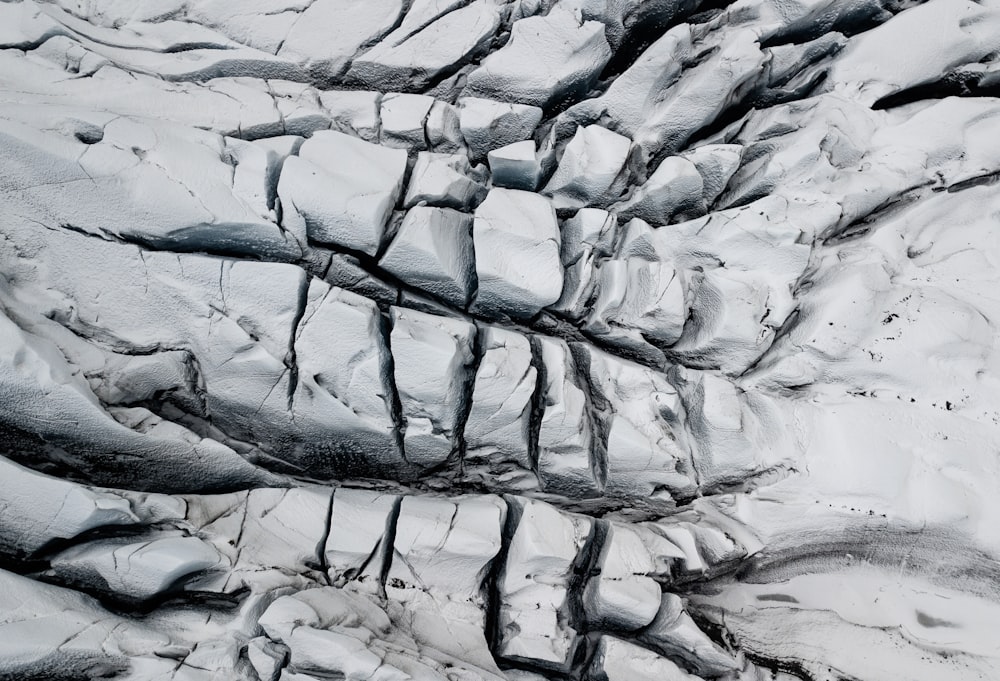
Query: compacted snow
xmin=1 ymin=0 xmax=1000 ymax=679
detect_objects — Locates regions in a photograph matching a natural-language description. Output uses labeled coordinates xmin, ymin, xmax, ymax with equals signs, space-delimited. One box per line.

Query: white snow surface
xmin=2 ymin=0 xmax=1000 ymax=679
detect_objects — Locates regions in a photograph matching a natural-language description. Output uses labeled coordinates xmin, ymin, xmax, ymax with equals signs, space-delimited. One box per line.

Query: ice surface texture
xmin=2 ymin=0 xmax=1000 ymax=679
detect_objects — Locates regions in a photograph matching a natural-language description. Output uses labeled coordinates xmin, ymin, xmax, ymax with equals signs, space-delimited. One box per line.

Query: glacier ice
xmin=2 ymin=0 xmax=1000 ymax=679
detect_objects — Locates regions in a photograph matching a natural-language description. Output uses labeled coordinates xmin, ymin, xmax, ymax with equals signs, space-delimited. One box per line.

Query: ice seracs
xmin=562 ymin=24 xmax=765 ymax=161
xmin=613 ymin=156 xmax=705 ymax=224
xmin=488 ymin=140 xmax=544 ymax=191
xmin=385 ymin=495 xmax=507 ymax=675
xmin=681 ymin=144 xmax=742 ymax=207
xmin=639 ymin=593 xmax=739 ymax=677
xmin=275 ymin=0 xmax=403 ymax=79
xmin=587 ymin=636 xmax=701 ymax=681
xmin=278 ymin=130 xmax=407 ymax=255
xmin=380 ymin=206 xmax=476 ymax=308
xmin=390 ymin=307 xmax=476 ymax=467
xmin=347 ymin=2 xmax=500 ymax=92
xmin=581 ymin=348 xmax=697 ymax=503
xmin=583 ymin=253 xmax=687 ymax=357
xmin=583 ymin=522 xmax=663 ymax=631
xmin=543 ymin=124 xmax=633 ymax=210
xmin=264 ymin=81 xmax=332 ymax=137
xmin=321 ymin=89 xmax=381 ymax=142
xmin=471 ymin=188 xmax=563 ymax=319
xmin=426 ymin=98 xmax=466 ymax=153
xmin=535 ymin=337 xmax=601 ymax=498
xmin=387 ymin=495 xmax=505 ymax=604
xmin=295 ymin=281 xmax=402 ymax=470
xmin=225 ymin=135 xmax=299 ymax=225
xmin=256 ymin=583 xmax=506 ymax=681
xmin=325 ymin=488 xmax=399 ymax=594
xmin=379 ymin=92 xmax=435 ymax=150
xmin=464 ymin=8 xmax=613 ymax=109
xmin=227 ymin=487 xmax=333 ymax=579
xmin=550 ymin=208 xmax=618 ymax=320
xmin=497 ymin=498 xmax=592 ymax=671
xmin=458 ymin=97 xmax=543 ymax=160
xmin=403 ymin=152 xmax=487 ymax=210
xmin=463 ymin=326 xmax=537 ymax=487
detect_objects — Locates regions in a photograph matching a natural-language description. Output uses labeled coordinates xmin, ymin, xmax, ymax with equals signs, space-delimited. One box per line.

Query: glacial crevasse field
xmin=1 ymin=0 xmax=999 ymax=679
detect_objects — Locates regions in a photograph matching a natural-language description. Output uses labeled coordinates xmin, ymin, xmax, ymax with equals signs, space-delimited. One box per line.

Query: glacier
xmin=1 ymin=0 xmax=1000 ymax=679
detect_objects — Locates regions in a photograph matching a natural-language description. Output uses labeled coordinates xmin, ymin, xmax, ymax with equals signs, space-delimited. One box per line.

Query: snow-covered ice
xmin=1 ymin=0 xmax=999 ymax=679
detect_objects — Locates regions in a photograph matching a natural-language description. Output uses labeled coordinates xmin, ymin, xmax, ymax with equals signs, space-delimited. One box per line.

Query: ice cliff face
xmin=2 ymin=0 xmax=1000 ymax=679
